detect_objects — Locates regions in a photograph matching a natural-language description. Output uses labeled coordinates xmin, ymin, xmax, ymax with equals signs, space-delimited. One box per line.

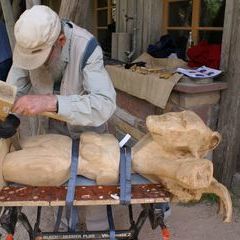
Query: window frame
xmin=162 ymin=0 xmax=224 ymax=45
xmin=95 ymin=0 xmax=113 ymax=35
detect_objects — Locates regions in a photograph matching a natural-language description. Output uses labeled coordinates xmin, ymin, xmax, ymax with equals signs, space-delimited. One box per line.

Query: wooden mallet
xmin=0 ymin=80 xmax=67 ymax=122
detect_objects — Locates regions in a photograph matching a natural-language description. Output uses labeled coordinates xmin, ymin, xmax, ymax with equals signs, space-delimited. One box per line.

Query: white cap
xmin=13 ymin=5 xmax=61 ymax=70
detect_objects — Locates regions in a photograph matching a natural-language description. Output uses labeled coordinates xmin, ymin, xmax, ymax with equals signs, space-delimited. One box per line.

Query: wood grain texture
xmin=213 ymin=0 xmax=240 ymax=188
xmin=59 ymin=0 xmax=91 ymax=29
xmin=115 ymin=0 xmax=162 ymax=59
xmin=220 ymin=0 xmax=234 ymax=70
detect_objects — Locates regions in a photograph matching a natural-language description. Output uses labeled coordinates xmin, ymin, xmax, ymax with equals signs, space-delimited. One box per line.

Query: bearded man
xmin=6 ymin=5 xmax=116 ymax=231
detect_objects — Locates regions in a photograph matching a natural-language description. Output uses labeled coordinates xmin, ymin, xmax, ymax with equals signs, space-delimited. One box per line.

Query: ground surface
xmin=0 ymin=199 xmax=240 ymax=240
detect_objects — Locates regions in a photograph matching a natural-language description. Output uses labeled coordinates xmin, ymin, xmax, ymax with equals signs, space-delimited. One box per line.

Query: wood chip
xmin=110 ymin=194 xmax=119 ymax=200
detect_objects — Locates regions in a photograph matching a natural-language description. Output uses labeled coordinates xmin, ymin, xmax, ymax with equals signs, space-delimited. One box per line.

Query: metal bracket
xmin=148 ymin=204 xmax=166 ymax=230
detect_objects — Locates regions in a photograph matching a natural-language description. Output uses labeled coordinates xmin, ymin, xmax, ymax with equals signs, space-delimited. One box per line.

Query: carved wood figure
xmin=2 ymin=132 xmax=120 ymax=186
xmin=132 ymin=111 xmax=231 ymax=223
xmin=0 ymin=111 xmax=232 ymax=222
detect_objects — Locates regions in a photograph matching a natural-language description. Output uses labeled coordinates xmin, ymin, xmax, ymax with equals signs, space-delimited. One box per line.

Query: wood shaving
xmin=110 ymin=193 xmax=119 ymax=200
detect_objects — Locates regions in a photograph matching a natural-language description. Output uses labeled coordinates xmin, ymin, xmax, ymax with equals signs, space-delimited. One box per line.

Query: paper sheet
xmin=177 ymin=66 xmax=222 ymax=79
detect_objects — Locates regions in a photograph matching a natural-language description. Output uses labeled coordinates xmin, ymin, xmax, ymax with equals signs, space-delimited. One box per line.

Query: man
xmin=0 ymin=21 xmax=12 ymax=81
xmin=7 ymin=5 xmax=116 ymax=230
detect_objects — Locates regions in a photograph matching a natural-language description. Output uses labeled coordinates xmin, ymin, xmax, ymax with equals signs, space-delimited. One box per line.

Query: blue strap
xmin=107 ymin=205 xmax=116 ymax=240
xmin=81 ymin=37 xmax=99 ymax=71
xmin=120 ymin=146 xmax=132 ymax=205
xmin=66 ymin=139 xmax=80 ymax=232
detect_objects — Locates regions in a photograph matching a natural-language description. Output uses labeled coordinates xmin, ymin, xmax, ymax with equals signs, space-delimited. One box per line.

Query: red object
xmin=161 ymin=227 xmax=170 ymax=240
xmin=6 ymin=234 xmax=14 ymax=240
xmin=187 ymin=40 xmax=221 ymax=69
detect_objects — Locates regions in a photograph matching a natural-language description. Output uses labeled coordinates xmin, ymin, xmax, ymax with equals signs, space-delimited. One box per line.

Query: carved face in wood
xmin=146 ymin=111 xmax=221 ymax=158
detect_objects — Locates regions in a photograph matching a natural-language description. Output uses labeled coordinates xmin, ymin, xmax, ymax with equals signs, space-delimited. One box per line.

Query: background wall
xmin=59 ymin=0 xmax=96 ymax=35
xmin=115 ymin=0 xmax=163 ymax=58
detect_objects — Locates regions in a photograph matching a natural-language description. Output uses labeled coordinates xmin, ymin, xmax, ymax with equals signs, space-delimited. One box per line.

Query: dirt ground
xmin=1 ymin=198 xmax=240 ymax=240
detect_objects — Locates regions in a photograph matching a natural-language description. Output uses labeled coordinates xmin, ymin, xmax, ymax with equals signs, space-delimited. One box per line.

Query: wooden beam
xmin=142 ymin=0 xmax=151 ymax=51
xmin=147 ymin=0 xmax=163 ymax=47
xmin=191 ymin=0 xmax=201 ymax=44
xmin=118 ymin=0 xmax=127 ymax=32
xmin=162 ymin=0 xmax=169 ymax=35
xmin=107 ymin=0 xmax=112 ymax=25
xmin=0 ymin=184 xmax=171 ymax=207
xmin=167 ymin=26 xmax=223 ymax=31
xmin=96 ymin=26 xmax=108 ymax=30
xmin=220 ymin=0 xmax=234 ymax=70
xmin=213 ymin=0 xmax=240 ymax=188
xmin=115 ymin=0 xmax=120 ymax=32
xmin=135 ymin=0 xmax=144 ymax=56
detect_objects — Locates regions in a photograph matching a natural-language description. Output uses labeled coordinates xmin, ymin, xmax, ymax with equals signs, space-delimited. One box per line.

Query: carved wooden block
xmin=3 ymin=132 xmax=120 ymax=186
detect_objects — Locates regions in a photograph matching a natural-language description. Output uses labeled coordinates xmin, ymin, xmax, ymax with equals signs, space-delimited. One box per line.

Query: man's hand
xmin=12 ymin=95 xmax=58 ymax=116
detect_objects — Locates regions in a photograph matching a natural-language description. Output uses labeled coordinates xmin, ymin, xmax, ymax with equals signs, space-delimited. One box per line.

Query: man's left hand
xmin=12 ymin=95 xmax=58 ymax=116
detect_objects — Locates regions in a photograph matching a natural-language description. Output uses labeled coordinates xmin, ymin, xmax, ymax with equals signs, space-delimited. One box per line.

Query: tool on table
xmin=159 ymin=70 xmax=175 ymax=79
xmin=0 ymin=80 xmax=67 ymax=122
xmin=124 ymin=61 xmax=146 ymax=69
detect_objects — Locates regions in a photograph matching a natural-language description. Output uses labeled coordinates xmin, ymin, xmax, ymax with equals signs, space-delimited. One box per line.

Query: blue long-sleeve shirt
xmin=0 ymin=21 xmax=12 ymax=63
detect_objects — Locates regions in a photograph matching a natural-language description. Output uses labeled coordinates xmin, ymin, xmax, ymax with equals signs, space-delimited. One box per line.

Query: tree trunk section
xmin=213 ymin=0 xmax=240 ymax=188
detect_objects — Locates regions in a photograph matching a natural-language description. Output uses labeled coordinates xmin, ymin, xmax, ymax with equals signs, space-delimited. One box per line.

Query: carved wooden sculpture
xmin=3 ymin=132 xmax=120 ymax=186
xmin=146 ymin=111 xmax=221 ymax=159
xmin=132 ymin=111 xmax=231 ymax=223
xmin=0 ymin=111 xmax=232 ymax=222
